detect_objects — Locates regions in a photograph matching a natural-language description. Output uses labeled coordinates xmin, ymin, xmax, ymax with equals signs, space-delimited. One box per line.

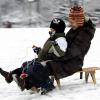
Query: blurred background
xmin=0 ymin=0 xmax=100 ymax=28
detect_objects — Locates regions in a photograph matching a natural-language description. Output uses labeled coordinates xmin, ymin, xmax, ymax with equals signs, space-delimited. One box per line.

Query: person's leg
xmin=38 ymin=41 xmax=52 ymax=61
xmin=27 ymin=61 xmax=55 ymax=95
xmin=0 ymin=68 xmax=13 ymax=83
xmin=0 ymin=67 xmax=22 ymax=83
xmin=40 ymin=78 xmax=55 ymax=95
xmin=0 ymin=67 xmax=26 ymax=91
xmin=11 ymin=68 xmax=23 ymax=77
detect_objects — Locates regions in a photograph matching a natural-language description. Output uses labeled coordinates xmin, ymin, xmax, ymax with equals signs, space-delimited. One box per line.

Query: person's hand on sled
xmin=32 ymin=45 xmax=41 ymax=54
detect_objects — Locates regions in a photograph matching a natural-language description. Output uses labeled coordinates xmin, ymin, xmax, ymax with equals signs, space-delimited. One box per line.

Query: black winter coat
xmin=47 ymin=19 xmax=96 ymax=79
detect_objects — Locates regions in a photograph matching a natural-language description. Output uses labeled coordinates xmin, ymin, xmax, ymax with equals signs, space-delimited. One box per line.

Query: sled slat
xmin=55 ymin=67 xmax=100 ymax=89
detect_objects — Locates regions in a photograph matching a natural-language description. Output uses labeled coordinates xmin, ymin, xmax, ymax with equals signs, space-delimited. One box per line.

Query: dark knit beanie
xmin=69 ymin=6 xmax=85 ymax=26
xmin=50 ymin=18 xmax=66 ymax=33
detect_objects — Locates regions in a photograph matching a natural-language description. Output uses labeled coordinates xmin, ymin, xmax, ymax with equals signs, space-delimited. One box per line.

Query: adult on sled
xmin=46 ymin=5 xmax=96 ymax=80
xmin=0 ymin=18 xmax=67 ymax=95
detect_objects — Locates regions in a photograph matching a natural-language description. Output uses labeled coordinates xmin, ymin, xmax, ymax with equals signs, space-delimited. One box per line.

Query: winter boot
xmin=0 ymin=68 xmax=13 ymax=83
xmin=41 ymin=79 xmax=55 ymax=95
xmin=12 ymin=74 xmax=26 ymax=91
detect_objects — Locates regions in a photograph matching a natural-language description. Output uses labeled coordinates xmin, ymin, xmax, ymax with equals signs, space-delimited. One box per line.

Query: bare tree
xmin=36 ymin=0 xmax=40 ymax=13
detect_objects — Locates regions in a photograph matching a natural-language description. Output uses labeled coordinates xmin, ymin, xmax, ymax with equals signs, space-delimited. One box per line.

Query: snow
xmin=0 ymin=0 xmax=100 ymax=27
xmin=0 ymin=28 xmax=100 ymax=100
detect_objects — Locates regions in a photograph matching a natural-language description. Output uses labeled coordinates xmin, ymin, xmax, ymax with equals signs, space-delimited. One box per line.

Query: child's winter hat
xmin=50 ymin=18 xmax=66 ymax=33
xmin=69 ymin=6 xmax=85 ymax=26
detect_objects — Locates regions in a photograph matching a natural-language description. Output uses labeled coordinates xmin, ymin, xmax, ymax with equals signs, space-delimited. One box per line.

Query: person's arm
xmin=55 ymin=37 xmax=67 ymax=52
xmin=63 ymin=27 xmax=95 ymax=61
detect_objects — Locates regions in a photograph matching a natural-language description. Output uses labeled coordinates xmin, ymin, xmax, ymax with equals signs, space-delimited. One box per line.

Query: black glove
xmin=32 ymin=45 xmax=41 ymax=54
xmin=49 ymin=31 xmax=55 ymax=36
xmin=49 ymin=31 xmax=56 ymax=40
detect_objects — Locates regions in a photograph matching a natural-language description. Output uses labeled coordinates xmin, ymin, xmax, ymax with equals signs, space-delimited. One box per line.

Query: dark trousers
xmin=11 ymin=67 xmax=23 ymax=77
xmin=11 ymin=61 xmax=53 ymax=90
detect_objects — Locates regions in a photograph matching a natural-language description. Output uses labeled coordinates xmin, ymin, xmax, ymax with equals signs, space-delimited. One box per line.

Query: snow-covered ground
xmin=0 ymin=28 xmax=100 ymax=100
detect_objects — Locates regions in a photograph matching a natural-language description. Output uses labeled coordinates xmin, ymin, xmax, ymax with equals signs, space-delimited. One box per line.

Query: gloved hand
xmin=20 ymin=72 xmax=28 ymax=80
xmin=49 ymin=31 xmax=56 ymax=40
xmin=85 ymin=15 xmax=90 ymax=22
xmin=49 ymin=31 xmax=55 ymax=36
xmin=32 ymin=45 xmax=41 ymax=54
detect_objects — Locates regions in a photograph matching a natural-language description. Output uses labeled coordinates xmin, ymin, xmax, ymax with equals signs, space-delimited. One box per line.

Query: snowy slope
xmin=0 ymin=0 xmax=100 ymax=27
xmin=0 ymin=28 xmax=100 ymax=100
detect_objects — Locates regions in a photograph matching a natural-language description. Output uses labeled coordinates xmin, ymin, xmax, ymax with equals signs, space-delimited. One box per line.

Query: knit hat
xmin=69 ymin=6 xmax=85 ymax=26
xmin=50 ymin=18 xmax=66 ymax=33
